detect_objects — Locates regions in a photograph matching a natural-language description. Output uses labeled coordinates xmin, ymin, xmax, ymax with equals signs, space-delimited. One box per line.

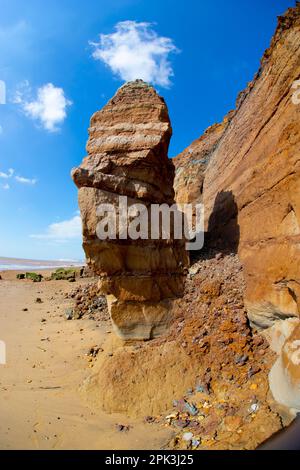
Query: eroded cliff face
xmin=173 ymin=115 xmax=232 ymax=206
xmin=204 ymin=6 xmax=300 ymax=324
xmin=174 ymin=4 xmax=300 ymax=410
xmin=72 ymin=80 xmax=188 ymax=340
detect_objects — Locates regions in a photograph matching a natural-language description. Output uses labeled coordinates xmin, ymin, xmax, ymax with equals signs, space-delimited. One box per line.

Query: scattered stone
xmin=247 ymin=365 xmax=261 ymax=378
xmin=87 ymin=346 xmax=102 ymax=358
xmin=66 ymin=283 xmax=109 ymax=321
xmin=249 ymin=403 xmax=259 ymax=413
xmin=165 ymin=413 xmax=178 ymax=422
xmin=144 ymin=416 xmax=155 ymax=424
xmin=234 ymin=354 xmax=248 ymax=366
xmin=188 ymin=265 xmax=201 ymax=277
xmin=173 ymin=419 xmax=190 ymax=429
xmin=115 ymin=424 xmax=130 ymax=432
xmin=184 ymin=402 xmax=198 ymax=416
xmin=182 ymin=432 xmax=193 ymax=442
xmin=65 ymin=308 xmax=73 ymax=320
xmin=223 ymin=415 xmax=243 ymax=432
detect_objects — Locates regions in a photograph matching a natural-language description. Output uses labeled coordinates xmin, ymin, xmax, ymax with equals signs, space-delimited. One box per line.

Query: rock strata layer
xmin=174 ymin=5 xmax=300 ymax=409
xmin=72 ymin=80 xmax=188 ymax=340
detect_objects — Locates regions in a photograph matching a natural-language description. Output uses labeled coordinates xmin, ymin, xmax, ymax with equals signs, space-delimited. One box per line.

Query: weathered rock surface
xmin=173 ymin=115 xmax=231 ymax=206
xmin=174 ymin=5 xmax=300 ymax=409
xmin=266 ymin=318 xmax=300 ymax=410
xmin=84 ymin=251 xmax=288 ymax=449
xmin=204 ymin=5 xmax=300 ymax=327
xmin=72 ymin=80 xmax=188 ymax=340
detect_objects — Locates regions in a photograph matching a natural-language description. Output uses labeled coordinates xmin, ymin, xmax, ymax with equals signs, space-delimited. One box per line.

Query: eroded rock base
xmin=107 ymin=295 xmax=173 ymax=340
xmin=82 ymin=252 xmax=292 ymax=449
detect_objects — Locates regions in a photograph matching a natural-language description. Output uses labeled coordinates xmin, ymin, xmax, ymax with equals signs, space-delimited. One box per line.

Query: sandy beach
xmin=0 ymin=269 xmax=172 ymax=449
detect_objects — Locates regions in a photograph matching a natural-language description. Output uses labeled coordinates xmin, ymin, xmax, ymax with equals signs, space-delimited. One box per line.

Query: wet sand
xmin=0 ymin=270 xmax=172 ymax=449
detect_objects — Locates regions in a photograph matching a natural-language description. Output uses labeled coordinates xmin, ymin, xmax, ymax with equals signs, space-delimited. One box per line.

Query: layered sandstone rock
xmin=173 ymin=115 xmax=232 ymax=206
xmin=72 ymin=80 xmax=188 ymax=340
xmin=174 ymin=5 xmax=300 ymax=409
xmin=203 ymin=5 xmax=300 ymax=329
xmin=175 ymin=7 xmax=300 ymax=318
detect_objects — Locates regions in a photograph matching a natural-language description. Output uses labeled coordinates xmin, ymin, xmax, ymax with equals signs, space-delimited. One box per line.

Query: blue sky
xmin=0 ymin=0 xmax=294 ymax=260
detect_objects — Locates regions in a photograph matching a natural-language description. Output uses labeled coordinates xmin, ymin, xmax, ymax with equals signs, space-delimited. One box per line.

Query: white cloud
xmin=0 ymin=125 xmax=3 ymax=134
xmin=30 ymin=215 xmax=82 ymax=242
xmin=15 ymin=175 xmax=37 ymax=185
xmin=16 ymin=82 xmax=72 ymax=132
xmin=0 ymin=168 xmax=14 ymax=178
xmin=90 ymin=21 xmax=179 ymax=88
xmin=0 ymin=169 xmax=37 ymax=186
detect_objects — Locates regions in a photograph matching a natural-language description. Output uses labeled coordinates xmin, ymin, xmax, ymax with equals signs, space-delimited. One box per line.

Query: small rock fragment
xmin=182 ymin=432 xmax=193 ymax=442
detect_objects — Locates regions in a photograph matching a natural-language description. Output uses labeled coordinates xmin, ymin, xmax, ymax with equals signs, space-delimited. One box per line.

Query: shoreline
xmin=0 ymin=256 xmax=85 ymax=272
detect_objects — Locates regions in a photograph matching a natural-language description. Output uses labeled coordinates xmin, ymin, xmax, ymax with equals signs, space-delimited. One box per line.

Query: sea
xmin=0 ymin=257 xmax=84 ymax=271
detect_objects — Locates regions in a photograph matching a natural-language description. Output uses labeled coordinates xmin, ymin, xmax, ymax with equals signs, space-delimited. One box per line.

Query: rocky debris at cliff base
xmin=161 ymin=251 xmax=292 ymax=449
xmin=65 ymin=282 xmax=109 ymax=321
xmin=86 ymin=251 xmax=293 ymax=449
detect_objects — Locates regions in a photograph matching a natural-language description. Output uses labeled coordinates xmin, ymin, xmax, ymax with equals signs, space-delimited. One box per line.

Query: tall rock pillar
xmin=72 ymin=80 xmax=188 ymax=340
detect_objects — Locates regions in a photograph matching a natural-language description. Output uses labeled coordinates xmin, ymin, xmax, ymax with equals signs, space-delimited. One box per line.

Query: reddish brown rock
xmin=203 ymin=6 xmax=300 ymax=330
xmin=175 ymin=7 xmax=300 ymax=326
xmin=173 ymin=5 xmax=300 ymax=409
xmin=173 ymin=115 xmax=232 ymax=207
xmin=72 ymin=80 xmax=188 ymax=340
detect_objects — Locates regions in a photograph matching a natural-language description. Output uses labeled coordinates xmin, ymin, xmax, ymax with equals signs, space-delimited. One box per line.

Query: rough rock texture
xmin=72 ymin=80 xmax=188 ymax=340
xmin=65 ymin=281 xmax=109 ymax=321
xmin=204 ymin=5 xmax=300 ymax=325
xmin=265 ymin=318 xmax=300 ymax=411
xmin=174 ymin=5 xmax=300 ymax=409
xmin=83 ymin=251 xmax=290 ymax=449
xmin=173 ymin=115 xmax=232 ymax=207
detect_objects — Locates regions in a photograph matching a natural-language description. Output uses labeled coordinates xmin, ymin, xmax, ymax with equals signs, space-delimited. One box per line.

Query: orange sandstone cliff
xmin=174 ymin=4 xmax=300 ymax=410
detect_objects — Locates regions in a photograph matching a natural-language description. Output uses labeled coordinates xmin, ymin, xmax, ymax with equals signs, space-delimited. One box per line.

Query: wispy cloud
xmin=0 ymin=168 xmax=37 ymax=186
xmin=0 ymin=168 xmax=14 ymax=179
xmin=15 ymin=175 xmax=37 ymax=185
xmin=15 ymin=82 xmax=72 ymax=132
xmin=90 ymin=21 xmax=179 ymax=88
xmin=30 ymin=215 xmax=82 ymax=242
xmin=1 ymin=183 xmax=10 ymax=190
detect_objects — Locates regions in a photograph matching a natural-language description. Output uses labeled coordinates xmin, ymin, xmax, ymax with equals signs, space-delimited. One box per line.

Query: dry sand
xmin=0 ymin=269 xmax=172 ymax=449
